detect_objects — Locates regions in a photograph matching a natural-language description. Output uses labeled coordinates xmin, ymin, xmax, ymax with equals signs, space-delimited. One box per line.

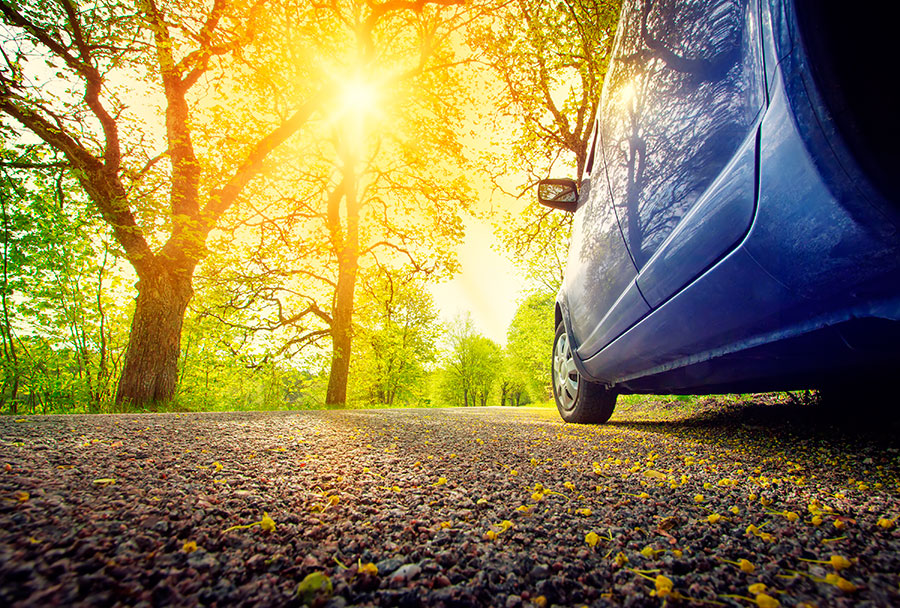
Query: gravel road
xmin=1 ymin=400 xmax=899 ymax=607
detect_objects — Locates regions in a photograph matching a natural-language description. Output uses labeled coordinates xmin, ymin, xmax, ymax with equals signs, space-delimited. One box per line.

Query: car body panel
xmin=563 ymin=169 xmax=641 ymax=357
xmin=636 ymin=125 xmax=758 ymax=308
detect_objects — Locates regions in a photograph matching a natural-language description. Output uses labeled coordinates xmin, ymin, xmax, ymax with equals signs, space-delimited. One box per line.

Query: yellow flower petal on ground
xmin=439 ymin=521 xmax=452 ymax=529
xmin=585 ymin=531 xmax=600 ymax=548
xmin=296 ymin=572 xmax=333 ymax=603
xmin=834 ymin=577 xmax=857 ymax=592
xmin=564 ymin=481 xmax=576 ymax=491
xmin=14 ymin=491 xmax=29 ymax=502
xmin=434 ymin=477 xmax=447 ymax=486
xmin=730 ymin=506 xmax=740 ymax=515
xmin=707 ymin=513 xmax=722 ymax=524
xmin=739 ymin=559 xmax=755 ymax=574
xmin=614 ymin=552 xmax=629 ymax=567
xmin=510 ymin=469 xmax=518 ymax=476
xmin=784 ymin=511 xmax=800 ymax=522
xmin=213 ymin=461 xmax=223 ymax=472
xmin=577 ymin=508 xmax=592 ymax=516
xmin=694 ymin=494 xmax=705 ymax=503
xmin=755 ymin=593 xmax=780 ymax=608
xmin=93 ymin=478 xmax=116 ymax=487
xmin=640 ymin=545 xmax=657 ymax=559
xmin=833 ymin=520 xmax=846 ymax=530
xmin=811 ymin=515 xmax=823 ymax=526
xmin=476 ymin=498 xmax=488 ymax=505
xmin=532 ymin=492 xmax=544 ymax=502
xmin=877 ymin=517 xmax=895 ymax=529
xmin=485 ymin=530 xmax=497 ymax=540
xmin=182 ymin=540 xmax=198 ymax=553
xmin=359 ymin=562 xmax=378 ymax=576
xmin=654 ymin=575 xmax=673 ymax=598
xmin=748 ymin=583 xmax=767 ymax=594
xmin=643 ymin=469 xmax=666 ymax=481
xmin=260 ymin=512 xmax=276 ymax=533
xmin=828 ymin=555 xmax=851 ymax=570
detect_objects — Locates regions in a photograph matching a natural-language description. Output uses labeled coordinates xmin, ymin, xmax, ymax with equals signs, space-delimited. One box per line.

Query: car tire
xmin=552 ymin=322 xmax=617 ymax=424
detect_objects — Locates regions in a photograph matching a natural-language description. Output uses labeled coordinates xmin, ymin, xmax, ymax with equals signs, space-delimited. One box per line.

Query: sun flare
xmin=338 ymin=76 xmax=381 ymax=118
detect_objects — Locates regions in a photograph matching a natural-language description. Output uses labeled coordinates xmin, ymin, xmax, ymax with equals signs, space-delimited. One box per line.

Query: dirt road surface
xmin=2 ymin=400 xmax=899 ymax=607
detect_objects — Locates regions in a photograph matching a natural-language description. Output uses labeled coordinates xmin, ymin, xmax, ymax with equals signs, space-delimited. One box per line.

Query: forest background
xmin=0 ymin=0 xmax=622 ymax=414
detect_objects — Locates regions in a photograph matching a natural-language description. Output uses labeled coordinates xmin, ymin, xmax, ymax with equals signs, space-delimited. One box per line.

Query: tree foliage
xmin=441 ymin=315 xmax=502 ymax=407
xmin=0 ymin=147 xmax=130 ymax=413
xmin=349 ymin=270 xmax=439 ymax=406
xmin=470 ymin=0 xmax=622 ymax=291
xmin=504 ymin=290 xmax=555 ymax=403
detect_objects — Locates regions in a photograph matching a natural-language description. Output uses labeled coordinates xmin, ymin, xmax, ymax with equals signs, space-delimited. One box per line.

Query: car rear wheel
xmin=552 ymin=322 xmax=617 ymax=424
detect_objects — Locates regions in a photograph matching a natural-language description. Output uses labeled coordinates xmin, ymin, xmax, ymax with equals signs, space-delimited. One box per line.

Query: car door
xmin=600 ymin=0 xmax=766 ymax=309
xmin=564 ymin=127 xmax=648 ymax=369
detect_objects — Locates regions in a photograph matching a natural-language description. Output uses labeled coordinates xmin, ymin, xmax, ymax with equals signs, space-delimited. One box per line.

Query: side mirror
xmin=537 ymin=178 xmax=578 ymax=212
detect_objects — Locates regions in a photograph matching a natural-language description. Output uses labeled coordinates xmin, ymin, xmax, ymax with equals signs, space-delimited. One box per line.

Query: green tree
xmin=505 ymin=290 xmax=555 ymax=403
xmin=441 ymin=315 xmax=502 ymax=406
xmin=0 ymin=0 xmax=321 ymax=406
xmin=349 ymin=269 xmax=439 ymax=406
xmin=1 ymin=147 xmax=129 ymax=413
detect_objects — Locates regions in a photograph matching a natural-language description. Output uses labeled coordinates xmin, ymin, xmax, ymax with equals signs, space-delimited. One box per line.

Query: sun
xmin=338 ymin=75 xmax=381 ymax=119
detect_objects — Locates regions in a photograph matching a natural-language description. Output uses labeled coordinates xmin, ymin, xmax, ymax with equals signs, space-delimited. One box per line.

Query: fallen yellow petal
xmin=830 ymin=555 xmax=851 ymax=571
xmin=359 ymin=562 xmax=378 ymax=576
xmin=755 ymin=593 xmax=780 ymax=608
xmin=655 ymin=575 xmax=673 ymax=597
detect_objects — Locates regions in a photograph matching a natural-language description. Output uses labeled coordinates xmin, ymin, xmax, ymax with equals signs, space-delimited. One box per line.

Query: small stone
xmin=506 ymin=594 xmax=523 ymax=608
xmin=390 ymin=563 xmax=421 ymax=581
xmin=530 ymin=564 xmax=550 ymax=580
xmin=376 ymin=557 xmax=404 ymax=575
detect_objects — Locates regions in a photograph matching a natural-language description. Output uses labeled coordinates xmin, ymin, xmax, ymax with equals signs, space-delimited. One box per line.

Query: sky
xmin=428 ymin=216 xmax=525 ymax=346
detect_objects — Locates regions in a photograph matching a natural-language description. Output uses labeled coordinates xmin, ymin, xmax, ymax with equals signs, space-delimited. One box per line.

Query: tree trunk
xmin=325 ymin=164 xmax=359 ymax=408
xmin=115 ymin=269 xmax=193 ymax=408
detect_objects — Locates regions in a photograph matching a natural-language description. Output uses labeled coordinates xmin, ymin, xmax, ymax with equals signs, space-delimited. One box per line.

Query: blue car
xmin=539 ymin=0 xmax=900 ymax=423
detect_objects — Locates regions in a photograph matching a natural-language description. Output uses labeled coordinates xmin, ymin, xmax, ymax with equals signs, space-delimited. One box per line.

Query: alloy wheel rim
xmin=554 ymin=331 xmax=579 ymax=411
